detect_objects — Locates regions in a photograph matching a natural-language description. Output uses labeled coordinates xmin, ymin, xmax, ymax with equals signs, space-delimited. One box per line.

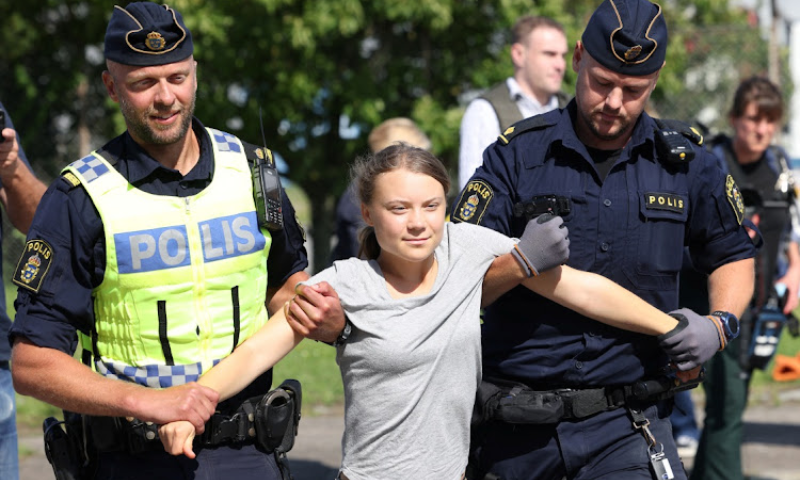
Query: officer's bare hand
xmin=0 ymin=129 xmax=21 ymax=180
xmin=658 ymin=308 xmax=721 ymax=371
xmin=159 ymin=420 xmax=197 ymax=458
xmin=285 ymin=281 xmax=345 ymax=343
xmin=511 ymin=214 xmax=570 ymax=277
xmin=674 ymin=365 xmax=703 ymax=383
xmin=137 ymin=382 xmax=219 ymax=434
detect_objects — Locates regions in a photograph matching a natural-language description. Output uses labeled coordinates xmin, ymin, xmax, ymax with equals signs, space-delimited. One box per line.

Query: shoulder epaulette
xmin=498 ymin=115 xmax=556 ymax=145
xmin=242 ymin=141 xmax=275 ymax=167
xmin=61 ymin=171 xmax=82 ymax=189
xmin=652 ymin=118 xmax=704 ymax=146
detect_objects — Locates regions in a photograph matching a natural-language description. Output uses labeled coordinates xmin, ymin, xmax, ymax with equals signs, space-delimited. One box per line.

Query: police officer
xmin=690 ymin=77 xmax=800 ymax=480
xmin=9 ymin=3 xmax=342 ymax=479
xmin=453 ymin=1 xmax=757 ymax=479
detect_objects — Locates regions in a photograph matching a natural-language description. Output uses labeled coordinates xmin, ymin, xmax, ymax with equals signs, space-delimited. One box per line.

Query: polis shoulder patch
xmin=452 ymin=180 xmax=493 ymax=224
xmin=13 ymin=240 xmax=54 ymax=293
xmin=498 ymin=115 xmax=554 ymax=145
xmin=725 ymin=175 xmax=745 ymax=224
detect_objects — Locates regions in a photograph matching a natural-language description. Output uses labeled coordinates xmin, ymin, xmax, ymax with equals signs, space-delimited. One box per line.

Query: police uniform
xmin=452 ymin=1 xmax=757 ymax=479
xmin=9 ymin=4 xmax=306 ymax=479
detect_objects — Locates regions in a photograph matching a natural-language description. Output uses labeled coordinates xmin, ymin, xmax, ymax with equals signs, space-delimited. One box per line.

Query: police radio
xmin=252 ymin=108 xmax=283 ymax=231
xmin=252 ymin=147 xmax=284 ymax=231
xmin=655 ymin=129 xmax=695 ymax=164
xmin=513 ymin=195 xmax=571 ymax=221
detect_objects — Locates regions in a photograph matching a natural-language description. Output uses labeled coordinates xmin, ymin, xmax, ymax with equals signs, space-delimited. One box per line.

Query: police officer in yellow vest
xmin=9 ymin=3 xmax=344 ymax=479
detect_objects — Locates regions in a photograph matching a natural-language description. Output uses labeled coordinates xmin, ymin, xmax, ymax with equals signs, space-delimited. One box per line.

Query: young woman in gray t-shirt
xmin=159 ymin=144 xmax=710 ymax=480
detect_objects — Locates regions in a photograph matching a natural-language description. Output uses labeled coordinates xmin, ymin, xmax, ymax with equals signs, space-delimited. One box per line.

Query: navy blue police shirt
xmin=452 ymin=102 xmax=756 ymax=387
xmin=0 ymin=101 xmax=36 ymax=362
xmin=10 ymin=118 xmax=308 ymax=359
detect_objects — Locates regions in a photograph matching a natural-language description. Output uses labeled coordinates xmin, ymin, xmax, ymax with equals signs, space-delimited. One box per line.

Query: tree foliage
xmin=0 ymin=0 xmax=773 ymax=270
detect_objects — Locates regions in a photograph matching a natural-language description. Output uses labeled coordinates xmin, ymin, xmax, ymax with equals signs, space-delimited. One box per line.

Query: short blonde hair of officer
xmin=368 ymin=118 xmax=432 ymax=153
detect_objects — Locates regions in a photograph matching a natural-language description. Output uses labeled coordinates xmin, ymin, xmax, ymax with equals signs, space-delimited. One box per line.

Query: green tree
xmin=0 ymin=0 xmax=777 ymax=271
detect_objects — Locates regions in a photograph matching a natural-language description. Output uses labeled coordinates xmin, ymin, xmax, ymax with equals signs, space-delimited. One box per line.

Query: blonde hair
xmin=367 ymin=117 xmax=432 ymax=153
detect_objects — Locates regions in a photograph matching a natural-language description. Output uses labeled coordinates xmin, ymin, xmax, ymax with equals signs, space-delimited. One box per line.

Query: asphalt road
xmin=18 ymin=392 xmax=800 ymax=480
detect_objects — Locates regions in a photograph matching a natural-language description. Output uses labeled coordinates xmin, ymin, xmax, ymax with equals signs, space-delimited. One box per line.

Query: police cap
xmin=104 ymin=2 xmax=193 ymax=66
xmin=582 ymin=0 xmax=667 ymax=76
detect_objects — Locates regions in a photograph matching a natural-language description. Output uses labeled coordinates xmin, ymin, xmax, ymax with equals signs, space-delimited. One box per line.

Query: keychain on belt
xmin=629 ymin=407 xmax=675 ymax=480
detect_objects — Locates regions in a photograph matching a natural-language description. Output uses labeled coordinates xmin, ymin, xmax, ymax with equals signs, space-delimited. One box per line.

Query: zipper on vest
xmin=231 ymin=286 xmax=240 ymax=353
xmin=183 ymin=196 xmax=212 ymax=355
xmin=158 ymin=300 xmax=175 ymax=366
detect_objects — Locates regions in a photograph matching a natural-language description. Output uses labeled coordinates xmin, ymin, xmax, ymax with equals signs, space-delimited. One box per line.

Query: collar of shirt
xmin=506 ymin=77 xmax=559 ymax=117
xmin=555 ymin=100 xmax=657 ymax=161
xmin=101 ymin=117 xmax=214 ymax=187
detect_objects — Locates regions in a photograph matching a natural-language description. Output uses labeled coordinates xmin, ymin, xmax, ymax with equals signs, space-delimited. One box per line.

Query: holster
xmin=255 ymin=378 xmax=302 ymax=454
xmin=43 ymin=411 xmax=95 ymax=480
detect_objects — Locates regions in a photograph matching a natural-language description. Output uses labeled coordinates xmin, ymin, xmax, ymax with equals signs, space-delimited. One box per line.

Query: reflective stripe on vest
xmin=69 ymin=128 xmax=271 ymax=387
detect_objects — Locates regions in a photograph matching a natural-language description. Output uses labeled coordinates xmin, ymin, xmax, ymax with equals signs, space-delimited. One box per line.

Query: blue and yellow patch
xmin=13 ymin=240 xmax=54 ymax=293
xmin=452 ymin=180 xmax=493 ymax=224
xmin=725 ymin=175 xmax=745 ymax=224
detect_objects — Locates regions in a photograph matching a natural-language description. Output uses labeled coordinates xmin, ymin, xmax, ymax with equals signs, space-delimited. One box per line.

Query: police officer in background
xmin=690 ymin=76 xmax=800 ymax=480
xmin=453 ymin=1 xmax=757 ymax=479
xmin=9 ymin=3 xmax=343 ymax=479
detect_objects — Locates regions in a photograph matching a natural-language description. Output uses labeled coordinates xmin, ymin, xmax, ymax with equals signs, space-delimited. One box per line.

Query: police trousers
xmin=474 ymin=400 xmax=686 ymax=480
xmin=94 ymin=442 xmax=282 ymax=480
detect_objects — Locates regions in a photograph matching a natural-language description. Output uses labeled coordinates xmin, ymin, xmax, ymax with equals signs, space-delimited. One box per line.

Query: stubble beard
xmin=120 ymin=93 xmax=196 ymax=146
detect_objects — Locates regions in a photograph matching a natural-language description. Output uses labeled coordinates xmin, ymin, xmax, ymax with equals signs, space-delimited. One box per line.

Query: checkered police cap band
xmin=582 ymin=0 xmax=667 ymax=76
xmin=104 ymin=2 xmax=193 ymax=66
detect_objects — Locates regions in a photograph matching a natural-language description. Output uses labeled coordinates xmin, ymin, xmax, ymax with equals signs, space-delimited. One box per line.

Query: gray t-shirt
xmin=305 ymin=222 xmax=516 ymax=480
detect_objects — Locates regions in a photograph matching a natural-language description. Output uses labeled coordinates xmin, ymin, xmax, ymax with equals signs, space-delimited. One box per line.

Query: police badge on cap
xmin=104 ymin=2 xmax=193 ymax=66
xmin=582 ymin=0 xmax=668 ymax=76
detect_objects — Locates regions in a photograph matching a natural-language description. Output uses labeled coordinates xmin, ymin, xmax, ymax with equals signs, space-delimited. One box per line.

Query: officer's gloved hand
xmin=511 ymin=213 xmax=569 ymax=277
xmin=658 ymin=308 xmax=722 ymax=371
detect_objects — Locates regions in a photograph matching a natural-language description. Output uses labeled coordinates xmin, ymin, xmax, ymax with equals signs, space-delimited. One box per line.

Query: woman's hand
xmin=158 ymin=420 xmax=197 ymax=458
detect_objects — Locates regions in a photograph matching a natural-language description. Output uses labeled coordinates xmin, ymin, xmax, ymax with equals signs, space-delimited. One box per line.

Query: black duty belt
xmin=475 ymin=371 xmax=703 ymax=426
xmin=86 ymin=379 xmax=302 ymax=455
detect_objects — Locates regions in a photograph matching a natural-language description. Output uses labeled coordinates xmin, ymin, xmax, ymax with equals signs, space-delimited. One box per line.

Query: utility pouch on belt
xmin=476 ymin=377 xmax=564 ymax=425
xmin=255 ymin=378 xmax=302 ymax=454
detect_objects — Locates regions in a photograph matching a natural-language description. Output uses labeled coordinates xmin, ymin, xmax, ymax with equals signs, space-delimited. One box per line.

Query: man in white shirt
xmin=458 ymin=16 xmax=569 ymax=189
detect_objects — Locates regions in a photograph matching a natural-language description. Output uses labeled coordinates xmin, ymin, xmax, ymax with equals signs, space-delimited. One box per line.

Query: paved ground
xmin=18 ymin=391 xmax=800 ymax=480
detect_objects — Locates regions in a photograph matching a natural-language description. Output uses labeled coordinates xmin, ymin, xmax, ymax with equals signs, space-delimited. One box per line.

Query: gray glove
xmin=658 ymin=307 xmax=723 ymax=371
xmin=511 ymin=213 xmax=570 ymax=277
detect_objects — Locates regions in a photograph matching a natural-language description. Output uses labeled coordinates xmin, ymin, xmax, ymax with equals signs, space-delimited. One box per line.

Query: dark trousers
xmin=690 ymin=338 xmax=750 ymax=480
xmin=475 ymin=400 xmax=687 ymax=480
xmin=94 ymin=443 xmax=282 ymax=480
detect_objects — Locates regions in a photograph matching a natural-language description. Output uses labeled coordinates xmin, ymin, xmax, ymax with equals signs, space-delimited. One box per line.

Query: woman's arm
xmin=522 ymin=266 xmax=678 ymax=335
xmin=198 ymin=305 xmax=304 ymax=400
xmin=159 ymin=304 xmax=305 ymax=457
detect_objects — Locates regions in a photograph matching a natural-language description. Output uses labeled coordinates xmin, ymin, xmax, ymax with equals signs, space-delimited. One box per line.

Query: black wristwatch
xmin=332 ymin=319 xmax=352 ymax=347
xmin=710 ymin=310 xmax=740 ymax=343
